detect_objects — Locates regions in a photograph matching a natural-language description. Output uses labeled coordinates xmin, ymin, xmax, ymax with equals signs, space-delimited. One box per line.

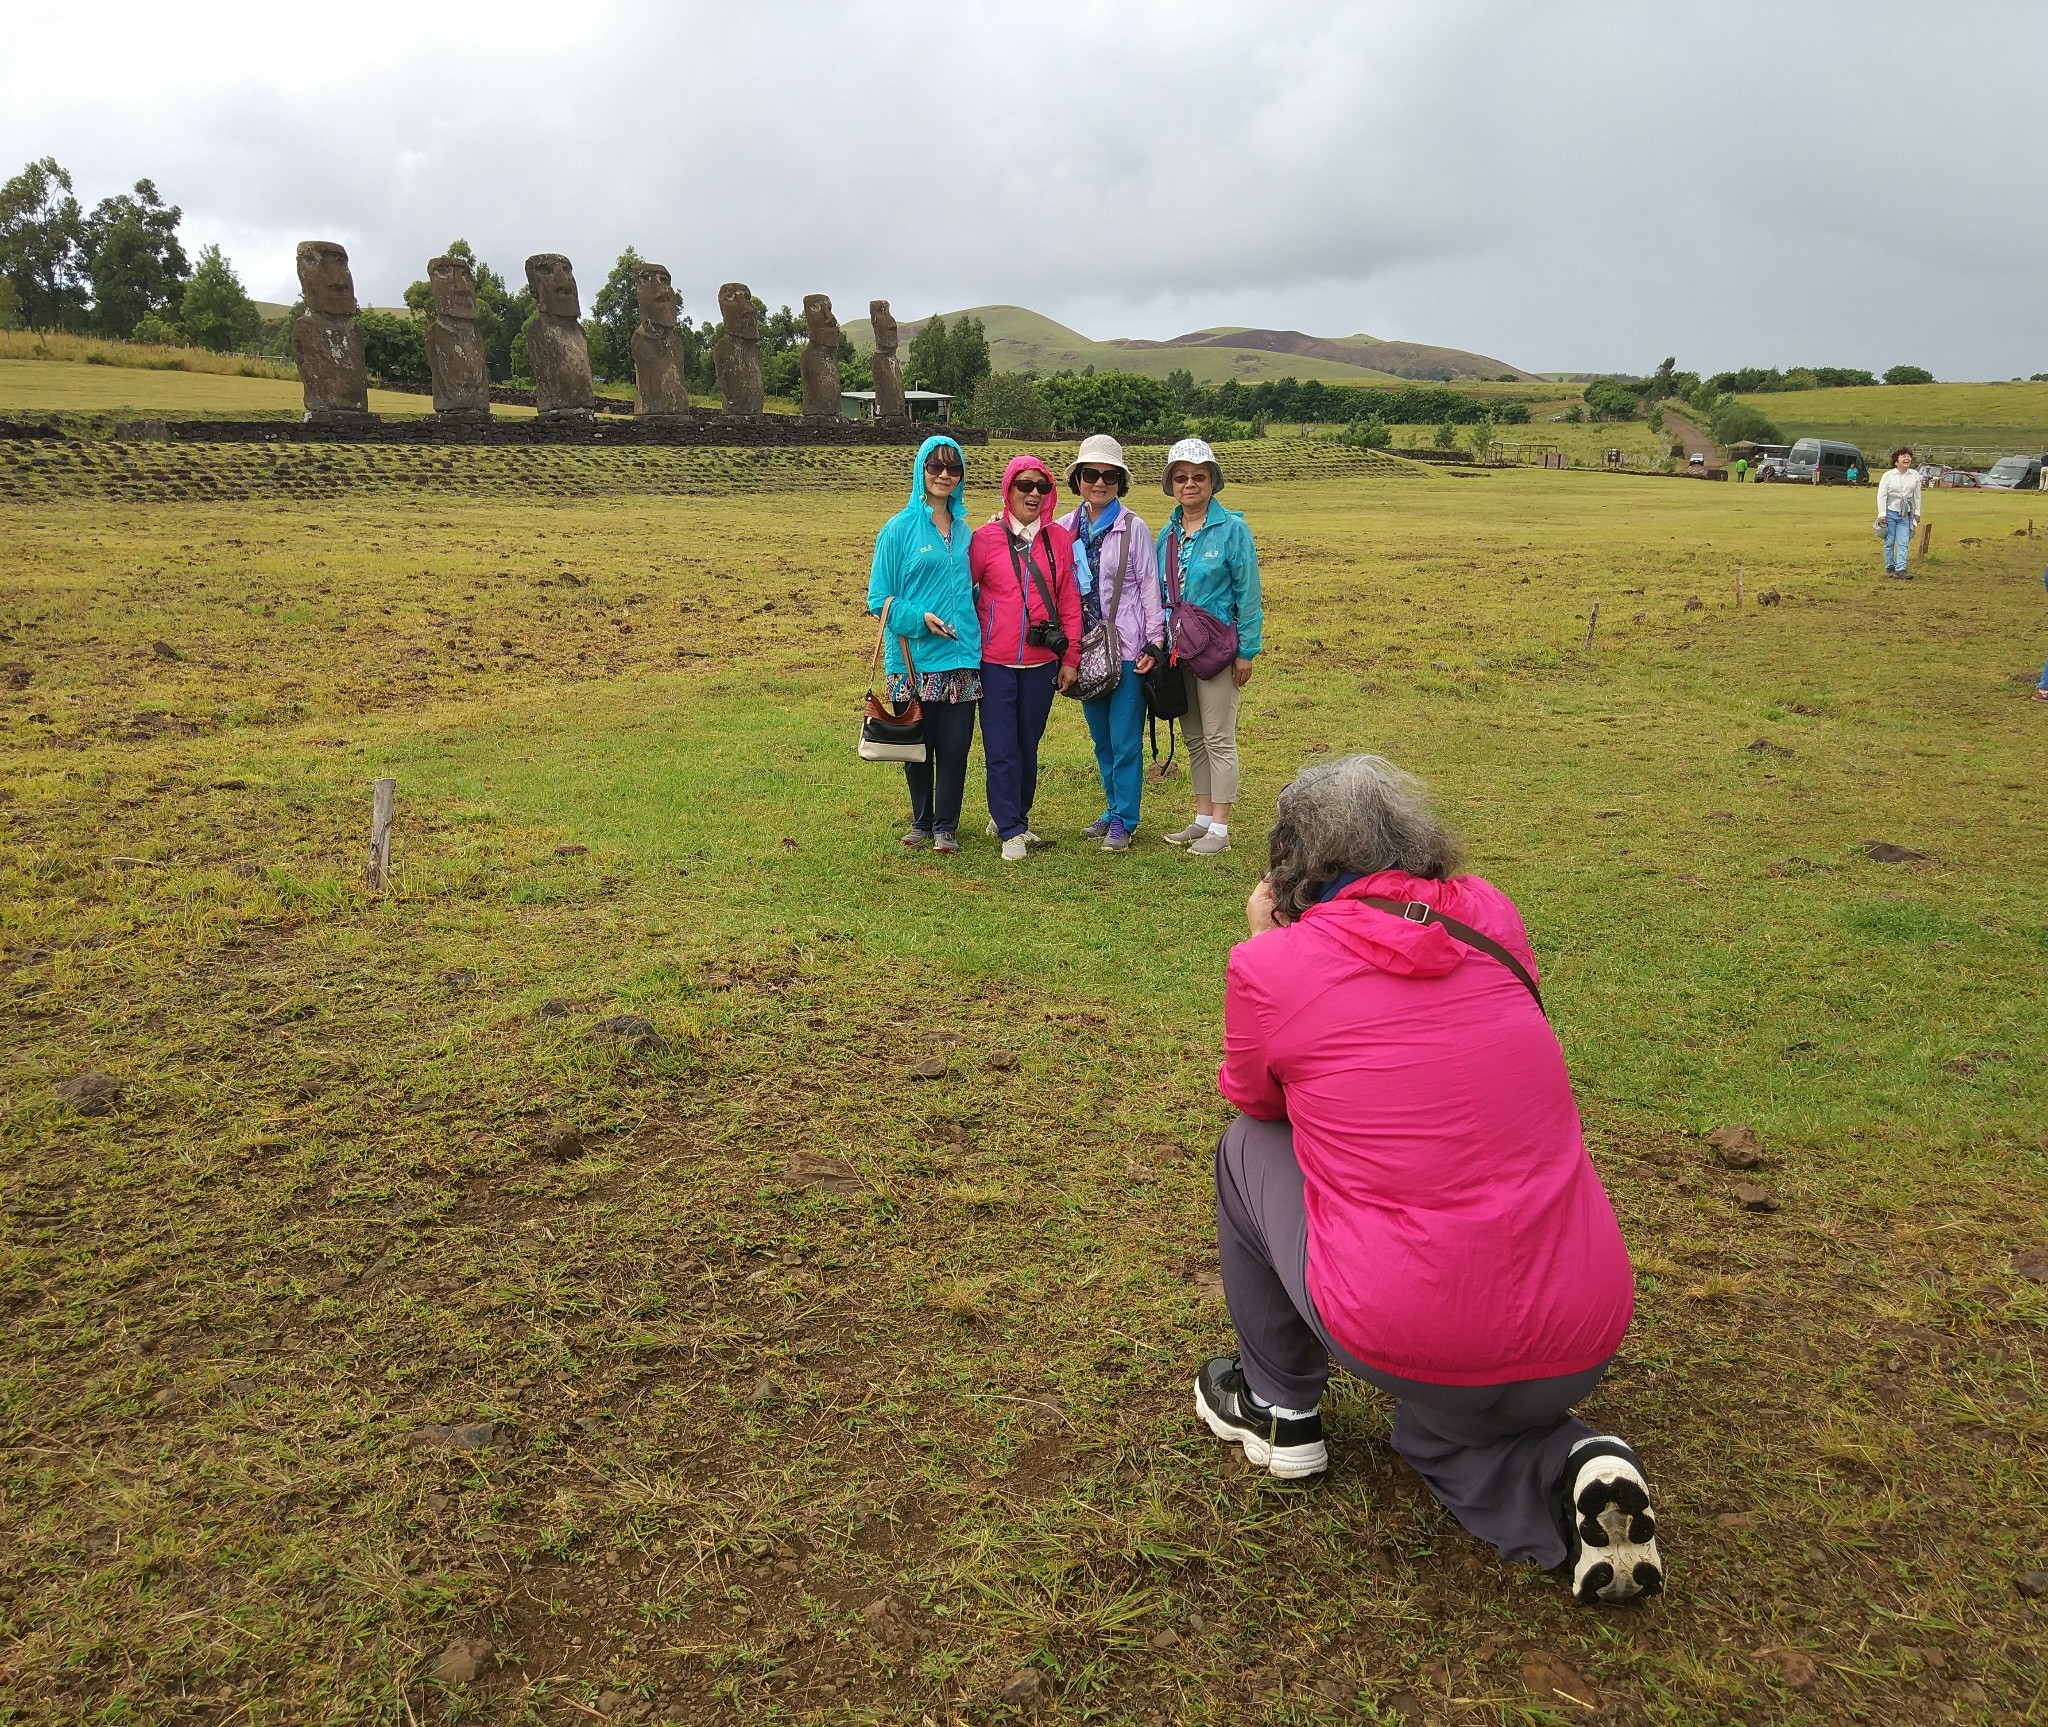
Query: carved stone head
xmin=717 ymin=282 xmax=759 ymax=342
xmin=428 ymin=254 xmax=477 ymax=320
xmin=296 ymin=242 xmax=358 ymax=317
xmin=869 ymin=300 xmax=898 ymax=354
xmin=525 ymin=254 xmax=581 ymax=319
xmin=803 ymin=293 xmax=839 ymax=346
xmin=635 ymin=263 xmax=678 ymax=329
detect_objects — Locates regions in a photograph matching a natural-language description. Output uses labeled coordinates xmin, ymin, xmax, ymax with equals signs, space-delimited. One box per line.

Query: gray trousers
xmin=1214 ymin=1113 xmax=1610 ymax=1568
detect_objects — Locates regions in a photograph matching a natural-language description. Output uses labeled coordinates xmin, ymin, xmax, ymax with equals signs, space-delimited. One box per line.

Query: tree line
xmin=0 ymin=157 xmax=263 ymax=350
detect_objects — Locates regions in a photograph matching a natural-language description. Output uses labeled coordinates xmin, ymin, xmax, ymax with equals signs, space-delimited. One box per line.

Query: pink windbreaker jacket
xmin=1219 ymin=869 xmax=1634 ymax=1386
xmin=969 ymin=456 xmax=1084 ymax=670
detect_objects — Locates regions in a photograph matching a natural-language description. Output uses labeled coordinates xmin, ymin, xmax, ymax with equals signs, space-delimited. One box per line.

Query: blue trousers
xmin=904 ymin=698 xmax=978 ymax=839
xmin=1883 ymin=510 xmax=1915 ymax=573
xmin=981 ymin=661 xmax=1058 ymax=841
xmin=1081 ymin=661 xmax=1146 ymax=831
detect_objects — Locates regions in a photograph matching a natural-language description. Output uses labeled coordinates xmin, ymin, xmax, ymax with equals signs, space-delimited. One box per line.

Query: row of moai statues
xmin=289 ymin=242 xmax=909 ymax=428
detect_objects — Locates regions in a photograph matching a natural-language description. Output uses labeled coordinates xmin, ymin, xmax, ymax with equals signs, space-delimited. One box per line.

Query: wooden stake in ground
xmin=366 ymin=778 xmax=395 ymax=890
xmin=1735 ymin=565 xmax=1742 ymax=607
xmin=1919 ymin=521 xmax=1932 ymax=559
xmin=1583 ymin=601 xmax=1600 ymax=651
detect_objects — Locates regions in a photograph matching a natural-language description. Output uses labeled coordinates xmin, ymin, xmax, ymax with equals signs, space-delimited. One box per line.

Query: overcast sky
xmin=4 ymin=0 xmax=2043 ymax=378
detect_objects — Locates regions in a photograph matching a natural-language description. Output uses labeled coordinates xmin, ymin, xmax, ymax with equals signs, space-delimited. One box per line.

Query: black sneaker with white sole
xmin=1562 ymin=1437 xmax=1665 ymax=1604
xmin=1194 ymin=1356 xmax=1328 ymax=1480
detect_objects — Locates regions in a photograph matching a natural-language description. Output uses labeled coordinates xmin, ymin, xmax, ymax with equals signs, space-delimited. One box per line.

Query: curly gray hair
xmin=1266 ymin=755 xmax=1464 ymax=924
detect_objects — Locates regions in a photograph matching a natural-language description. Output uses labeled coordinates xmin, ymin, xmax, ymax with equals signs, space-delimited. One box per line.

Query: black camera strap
xmin=1006 ymin=532 xmax=1061 ymax=641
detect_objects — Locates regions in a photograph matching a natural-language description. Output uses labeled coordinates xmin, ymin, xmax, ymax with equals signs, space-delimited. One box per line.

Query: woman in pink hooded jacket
xmin=1195 ymin=754 xmax=1664 ymax=1607
xmin=969 ymin=454 xmax=1084 ymax=861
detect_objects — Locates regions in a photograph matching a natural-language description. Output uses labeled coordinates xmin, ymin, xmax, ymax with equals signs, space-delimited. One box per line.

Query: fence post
xmin=1583 ymin=602 xmax=1600 ymax=651
xmin=1919 ymin=521 xmax=1932 ymax=560
xmin=367 ymin=778 xmax=396 ymax=890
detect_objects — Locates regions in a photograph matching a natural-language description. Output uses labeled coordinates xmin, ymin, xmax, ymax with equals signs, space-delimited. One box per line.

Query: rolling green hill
xmin=841 ymin=304 xmax=1532 ymax=386
xmin=1734 ymin=380 xmax=2048 ymax=458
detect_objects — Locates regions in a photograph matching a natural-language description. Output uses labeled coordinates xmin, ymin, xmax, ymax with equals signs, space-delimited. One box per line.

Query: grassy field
xmin=2 ymin=448 xmax=2045 ymax=1726
xmin=1734 ymin=381 xmax=2048 ymax=461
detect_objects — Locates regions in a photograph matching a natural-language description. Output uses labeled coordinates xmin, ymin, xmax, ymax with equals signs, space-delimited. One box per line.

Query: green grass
xmin=2 ymin=459 xmax=2045 ymax=1725
xmin=1735 ymin=380 xmax=2048 ymax=460
xmin=0 ymin=355 xmax=484 ymax=419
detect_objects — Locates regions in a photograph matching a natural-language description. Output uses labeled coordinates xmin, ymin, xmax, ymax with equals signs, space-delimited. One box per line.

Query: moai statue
xmin=425 ymin=253 xmax=491 ymax=422
xmin=713 ymin=281 xmax=764 ymax=418
xmin=290 ymin=242 xmax=375 ymax=425
xmin=523 ymin=253 xmax=596 ymax=422
xmin=630 ymin=262 xmax=692 ymax=423
xmin=869 ymin=299 xmax=906 ymax=421
xmin=800 ymin=293 xmax=842 ymax=421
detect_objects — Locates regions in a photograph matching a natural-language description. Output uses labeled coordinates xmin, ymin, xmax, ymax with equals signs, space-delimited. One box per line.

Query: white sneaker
xmin=1163 ymin=820 xmax=1208 ymax=846
xmin=984 ymin=818 xmax=1000 ymax=838
xmin=1000 ymin=837 xmax=1028 ymax=863
xmin=1186 ymin=828 xmax=1232 ymax=855
xmin=1023 ymin=829 xmax=1043 ymax=846
xmin=1564 ymin=1439 xmax=1664 ymax=1604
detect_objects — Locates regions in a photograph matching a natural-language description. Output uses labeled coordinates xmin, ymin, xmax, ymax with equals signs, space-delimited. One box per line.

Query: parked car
xmin=1688 ymin=451 xmax=1706 ymax=467
xmin=1752 ymin=454 xmax=1790 ymax=482
xmin=1930 ymin=467 xmax=1983 ymax=488
xmin=1778 ymin=437 xmax=1870 ymax=484
xmin=1982 ymin=453 xmax=2045 ymax=490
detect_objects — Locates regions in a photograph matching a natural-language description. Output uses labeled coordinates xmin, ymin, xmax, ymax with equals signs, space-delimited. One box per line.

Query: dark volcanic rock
xmin=55 ymin=1070 xmax=125 ymax=1116
xmin=589 ymin=1014 xmax=668 ymax=1055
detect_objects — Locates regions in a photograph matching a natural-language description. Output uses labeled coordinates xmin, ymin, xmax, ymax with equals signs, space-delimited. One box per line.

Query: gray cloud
xmin=3 ymin=0 xmax=2042 ymax=375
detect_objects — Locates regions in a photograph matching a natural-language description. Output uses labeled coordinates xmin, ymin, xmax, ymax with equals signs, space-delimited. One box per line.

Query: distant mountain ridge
xmin=839 ymin=305 xmax=1533 ymax=387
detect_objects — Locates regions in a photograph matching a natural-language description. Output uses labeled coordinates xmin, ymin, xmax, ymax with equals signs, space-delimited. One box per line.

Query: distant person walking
xmin=1734 ymin=456 xmax=1748 ymax=483
xmin=971 ymin=455 xmax=1083 ymax=861
xmin=1875 ymin=446 xmax=1923 ymax=579
xmin=1158 ymin=438 xmax=1263 ymax=855
xmin=865 ymin=435 xmax=981 ymax=854
xmin=2035 ymin=566 xmax=2048 ymax=703
xmin=1058 ymin=436 xmax=1164 ymax=851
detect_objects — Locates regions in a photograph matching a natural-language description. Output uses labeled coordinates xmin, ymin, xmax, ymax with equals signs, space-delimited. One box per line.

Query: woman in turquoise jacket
xmin=1156 ymin=437 xmax=1262 ymax=855
xmin=866 ymin=435 xmax=982 ymax=852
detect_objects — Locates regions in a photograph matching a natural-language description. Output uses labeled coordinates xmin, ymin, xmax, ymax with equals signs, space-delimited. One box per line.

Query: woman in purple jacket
xmin=1058 ymin=436 xmax=1165 ymax=851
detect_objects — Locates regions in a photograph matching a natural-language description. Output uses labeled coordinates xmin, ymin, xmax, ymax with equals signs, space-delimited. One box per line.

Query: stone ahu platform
xmin=120 ymin=416 xmax=984 ymax=448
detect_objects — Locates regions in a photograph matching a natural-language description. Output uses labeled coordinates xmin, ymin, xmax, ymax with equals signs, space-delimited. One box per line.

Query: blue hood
xmin=904 ymin=434 xmax=968 ymax=529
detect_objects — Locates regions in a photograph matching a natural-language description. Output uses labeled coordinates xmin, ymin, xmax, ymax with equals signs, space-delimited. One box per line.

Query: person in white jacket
xmin=1875 ymin=447 xmax=1923 ymax=579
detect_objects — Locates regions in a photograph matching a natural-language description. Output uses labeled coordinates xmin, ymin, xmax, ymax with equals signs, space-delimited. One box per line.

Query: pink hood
xmin=1295 ymin=870 xmax=1539 ymax=983
xmin=1000 ymin=453 xmax=1057 ymax=531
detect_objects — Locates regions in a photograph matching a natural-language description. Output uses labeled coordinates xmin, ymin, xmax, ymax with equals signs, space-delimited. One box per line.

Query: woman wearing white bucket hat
xmin=1058 ymin=434 xmax=1164 ymax=850
xmin=1157 ymin=437 xmax=1262 ymax=854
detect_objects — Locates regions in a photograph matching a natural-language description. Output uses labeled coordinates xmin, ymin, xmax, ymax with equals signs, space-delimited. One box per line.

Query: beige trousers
xmin=1183 ymin=664 xmax=1242 ymax=805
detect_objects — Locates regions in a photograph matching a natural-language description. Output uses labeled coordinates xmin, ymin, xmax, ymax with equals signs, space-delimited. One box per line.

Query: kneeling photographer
xmin=970 ymin=454 xmax=1083 ymax=863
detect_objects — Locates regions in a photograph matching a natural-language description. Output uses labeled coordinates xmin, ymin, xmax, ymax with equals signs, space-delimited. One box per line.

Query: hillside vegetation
xmin=1734 ymin=380 xmax=2048 ymax=459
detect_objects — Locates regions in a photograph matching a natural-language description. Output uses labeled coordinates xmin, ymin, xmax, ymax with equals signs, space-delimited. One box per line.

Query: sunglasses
xmin=1170 ymin=467 xmax=1211 ymax=485
xmin=1076 ymin=465 xmax=1123 ymax=485
xmin=924 ymin=457 xmax=963 ymax=477
xmin=1010 ymin=477 xmax=1053 ymax=496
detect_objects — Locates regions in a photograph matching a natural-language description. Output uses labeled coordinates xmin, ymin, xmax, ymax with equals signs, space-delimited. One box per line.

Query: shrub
xmin=1339 ymin=418 xmax=1392 ymax=449
xmin=1883 ymin=364 xmax=1934 ymax=386
xmin=1434 ymin=421 xmax=1457 ymax=449
xmin=358 ymin=308 xmax=428 ymax=385
xmin=131 ymin=311 xmax=180 ymax=345
xmin=1583 ymin=377 xmax=1640 ymax=420
xmin=1710 ymin=400 xmax=1782 ymax=445
xmin=963 ymin=371 xmax=1048 ymax=435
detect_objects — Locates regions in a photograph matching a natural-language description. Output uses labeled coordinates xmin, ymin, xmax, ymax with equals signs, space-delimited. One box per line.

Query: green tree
xmin=1469 ymin=413 xmax=1498 ymax=460
xmin=1883 ymin=364 xmax=1934 ymax=385
xmin=1709 ymin=400 xmax=1782 ymax=446
xmin=1165 ymin=366 xmax=1198 ymax=409
xmin=358 ymin=308 xmax=428 ymax=383
xmin=585 ymin=246 xmax=644 ymax=383
xmin=1434 ymin=420 xmax=1457 ymax=449
xmin=0 ymin=276 xmax=20 ymax=330
xmin=1339 ymin=417 xmax=1392 ymax=449
xmin=965 ymin=371 xmax=1049 ymax=434
xmin=131 ymin=311 xmax=179 ymax=344
xmin=0 ymin=157 xmax=88 ymax=330
xmin=84 ymin=178 xmax=187 ymax=337
xmin=1582 ymin=377 xmax=1639 ymax=420
xmin=179 ymin=243 xmax=259 ymax=352
xmin=945 ymin=314 xmax=990 ymax=399
xmin=904 ymin=313 xmax=950 ymax=393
